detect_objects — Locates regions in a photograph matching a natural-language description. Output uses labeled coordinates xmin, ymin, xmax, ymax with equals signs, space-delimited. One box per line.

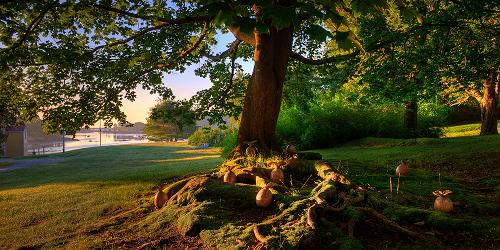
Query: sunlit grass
xmin=441 ymin=121 xmax=499 ymax=137
xmin=0 ymin=142 xmax=222 ymax=249
xmin=1 ymin=134 xmax=499 ymax=248
xmin=151 ymin=155 xmax=220 ymax=163
xmin=173 ymin=148 xmax=221 ymax=154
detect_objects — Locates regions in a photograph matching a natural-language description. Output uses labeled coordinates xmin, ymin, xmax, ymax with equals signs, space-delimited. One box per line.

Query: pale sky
xmin=123 ymin=33 xmax=254 ymax=123
xmin=122 ymin=63 xmax=214 ymax=123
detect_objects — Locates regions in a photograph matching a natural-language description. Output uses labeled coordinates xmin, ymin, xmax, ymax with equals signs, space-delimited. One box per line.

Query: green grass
xmin=0 ymin=142 xmax=222 ymax=249
xmin=314 ymin=135 xmax=500 ymax=195
xmin=442 ymin=121 xmax=499 ymax=137
xmin=0 ymin=162 xmax=11 ymax=168
xmin=315 ymin=136 xmax=499 ymax=230
xmin=1 ymin=134 xmax=499 ymax=249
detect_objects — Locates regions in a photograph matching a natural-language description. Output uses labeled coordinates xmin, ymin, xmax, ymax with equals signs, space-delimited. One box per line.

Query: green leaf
xmin=214 ymin=8 xmax=234 ymax=26
xmin=263 ymin=5 xmax=294 ymax=29
xmin=232 ymin=17 xmax=256 ymax=35
xmin=295 ymin=2 xmax=324 ymax=19
xmin=326 ymin=10 xmax=344 ymax=27
xmin=307 ymin=24 xmax=333 ymax=43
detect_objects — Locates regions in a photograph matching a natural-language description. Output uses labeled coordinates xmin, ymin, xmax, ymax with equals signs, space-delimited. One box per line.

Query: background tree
xmin=0 ymin=72 xmax=38 ymax=142
xmin=145 ymin=100 xmax=196 ymax=141
xmin=429 ymin=0 xmax=499 ymax=135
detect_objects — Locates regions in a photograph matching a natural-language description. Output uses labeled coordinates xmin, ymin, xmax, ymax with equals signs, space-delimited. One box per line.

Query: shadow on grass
xmin=0 ymin=142 xmax=223 ymax=191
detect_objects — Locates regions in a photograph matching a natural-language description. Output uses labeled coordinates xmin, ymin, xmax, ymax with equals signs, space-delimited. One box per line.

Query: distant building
xmin=3 ymin=126 xmax=28 ymax=157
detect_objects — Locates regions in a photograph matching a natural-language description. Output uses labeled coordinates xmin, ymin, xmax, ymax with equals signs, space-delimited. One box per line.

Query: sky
xmin=122 ymin=33 xmax=254 ymax=123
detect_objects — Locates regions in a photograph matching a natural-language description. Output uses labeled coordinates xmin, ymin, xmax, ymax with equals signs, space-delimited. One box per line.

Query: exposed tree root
xmin=253 ymin=225 xmax=269 ymax=244
xmin=162 ymin=175 xmax=199 ymax=197
xmin=306 ymin=204 xmax=319 ymax=229
xmin=353 ymin=207 xmax=432 ymax=243
xmin=157 ymin=155 xmax=438 ymax=248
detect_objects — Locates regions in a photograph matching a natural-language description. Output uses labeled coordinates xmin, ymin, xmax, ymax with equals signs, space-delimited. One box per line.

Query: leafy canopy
xmin=1 ymin=0 xmax=398 ymax=133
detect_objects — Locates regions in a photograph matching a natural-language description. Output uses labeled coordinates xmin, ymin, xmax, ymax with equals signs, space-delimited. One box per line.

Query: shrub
xmin=277 ymin=93 xmax=448 ymax=150
xmin=188 ymin=128 xmax=227 ymax=146
xmin=219 ymin=128 xmax=238 ymax=157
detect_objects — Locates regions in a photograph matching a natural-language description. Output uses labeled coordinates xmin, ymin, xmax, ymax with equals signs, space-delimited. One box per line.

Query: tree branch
xmin=93 ymin=4 xmax=212 ymax=24
xmin=465 ymin=88 xmax=483 ymax=103
xmin=200 ymin=40 xmax=240 ymax=61
xmin=228 ymin=24 xmax=255 ymax=46
xmin=90 ymin=23 xmax=170 ymax=53
xmin=290 ymin=51 xmax=359 ymax=65
xmin=2 ymin=1 xmax=57 ymax=53
xmin=131 ymin=22 xmax=210 ymax=81
xmin=365 ymin=21 xmax=465 ymax=52
xmin=225 ymin=40 xmax=242 ymax=98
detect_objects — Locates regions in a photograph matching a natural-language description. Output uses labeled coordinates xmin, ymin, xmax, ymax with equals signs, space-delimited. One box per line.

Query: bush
xmin=277 ymin=93 xmax=448 ymax=150
xmin=188 ymin=128 xmax=227 ymax=146
xmin=219 ymin=128 xmax=238 ymax=157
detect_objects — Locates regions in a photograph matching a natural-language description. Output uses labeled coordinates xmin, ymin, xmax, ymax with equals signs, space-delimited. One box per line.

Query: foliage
xmin=0 ymin=75 xmax=38 ymax=141
xmin=219 ymin=128 xmax=238 ymax=158
xmin=191 ymin=65 xmax=248 ymax=126
xmin=277 ymin=92 xmax=447 ymax=149
xmin=144 ymin=100 xmax=197 ymax=141
xmin=149 ymin=100 xmax=196 ymax=132
xmin=144 ymin=119 xmax=190 ymax=141
xmin=0 ymin=0 xmax=398 ymax=134
xmin=188 ymin=127 xmax=227 ymax=147
xmin=351 ymin=0 xmax=499 ymax=111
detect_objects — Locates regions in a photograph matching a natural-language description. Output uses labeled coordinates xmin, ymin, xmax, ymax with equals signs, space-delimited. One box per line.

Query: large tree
xmin=433 ymin=0 xmax=499 ymax=135
xmin=1 ymin=0 xmax=419 ymax=153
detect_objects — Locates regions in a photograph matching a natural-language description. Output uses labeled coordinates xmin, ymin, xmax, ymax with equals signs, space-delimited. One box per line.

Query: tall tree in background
xmin=346 ymin=0 xmax=498 ymax=134
xmin=432 ymin=0 xmax=499 ymax=135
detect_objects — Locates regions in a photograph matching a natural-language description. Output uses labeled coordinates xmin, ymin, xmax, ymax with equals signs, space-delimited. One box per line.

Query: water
xmin=28 ymin=132 xmax=149 ymax=155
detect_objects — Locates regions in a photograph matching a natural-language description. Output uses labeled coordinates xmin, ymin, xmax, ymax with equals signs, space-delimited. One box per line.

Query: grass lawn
xmin=0 ymin=133 xmax=499 ymax=249
xmin=441 ymin=121 xmax=499 ymax=137
xmin=0 ymin=162 xmax=11 ymax=169
xmin=314 ymin=135 xmax=499 ymax=248
xmin=0 ymin=142 xmax=222 ymax=249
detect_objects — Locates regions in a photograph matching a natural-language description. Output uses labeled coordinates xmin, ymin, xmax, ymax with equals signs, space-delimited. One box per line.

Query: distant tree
xmin=144 ymin=118 xmax=187 ymax=141
xmin=144 ymin=100 xmax=196 ymax=141
xmin=0 ymin=75 xmax=38 ymax=142
xmin=342 ymin=0 xmax=498 ymax=134
xmin=431 ymin=0 xmax=499 ymax=135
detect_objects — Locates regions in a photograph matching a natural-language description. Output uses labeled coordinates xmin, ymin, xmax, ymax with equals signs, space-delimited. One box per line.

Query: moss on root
xmin=143 ymin=150 xmax=495 ymax=249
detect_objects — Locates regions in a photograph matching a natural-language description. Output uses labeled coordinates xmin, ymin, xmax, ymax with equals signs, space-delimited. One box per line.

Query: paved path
xmin=0 ymin=157 xmax=64 ymax=172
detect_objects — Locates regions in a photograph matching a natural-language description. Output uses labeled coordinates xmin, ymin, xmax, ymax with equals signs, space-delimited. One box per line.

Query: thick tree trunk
xmin=236 ymin=27 xmax=293 ymax=153
xmin=479 ymin=72 xmax=499 ymax=135
xmin=403 ymin=100 xmax=418 ymax=130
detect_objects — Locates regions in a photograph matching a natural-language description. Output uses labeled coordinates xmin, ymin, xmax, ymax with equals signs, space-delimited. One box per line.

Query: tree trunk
xmin=403 ymin=100 xmax=418 ymax=130
xmin=480 ymin=71 xmax=499 ymax=135
xmin=236 ymin=27 xmax=293 ymax=153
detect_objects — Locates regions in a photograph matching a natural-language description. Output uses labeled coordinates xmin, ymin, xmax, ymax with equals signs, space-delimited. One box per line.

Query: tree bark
xmin=403 ymin=100 xmax=418 ymax=130
xmin=479 ymin=71 xmax=499 ymax=135
xmin=236 ymin=26 xmax=293 ymax=153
